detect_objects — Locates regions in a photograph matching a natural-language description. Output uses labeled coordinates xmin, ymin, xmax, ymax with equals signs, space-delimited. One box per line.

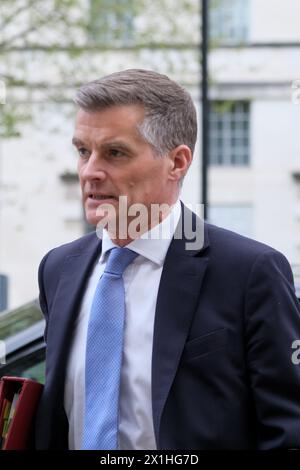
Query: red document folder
xmin=0 ymin=376 xmax=43 ymax=450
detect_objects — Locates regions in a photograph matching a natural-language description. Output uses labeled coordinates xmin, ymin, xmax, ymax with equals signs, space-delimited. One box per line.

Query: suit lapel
xmin=46 ymin=233 xmax=102 ymax=391
xmin=151 ymin=208 xmax=209 ymax=446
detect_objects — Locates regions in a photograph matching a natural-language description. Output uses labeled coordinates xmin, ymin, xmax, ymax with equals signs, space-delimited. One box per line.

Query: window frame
xmin=210 ymin=0 xmax=249 ymax=44
xmin=209 ymin=100 xmax=250 ymax=167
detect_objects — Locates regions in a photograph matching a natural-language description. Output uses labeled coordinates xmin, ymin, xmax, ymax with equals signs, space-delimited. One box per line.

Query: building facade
xmin=1 ymin=0 xmax=300 ymax=308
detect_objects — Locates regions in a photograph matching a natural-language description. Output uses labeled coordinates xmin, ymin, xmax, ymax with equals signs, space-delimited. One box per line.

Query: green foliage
xmin=0 ymin=105 xmax=31 ymax=138
xmin=0 ymin=0 xmax=202 ymax=138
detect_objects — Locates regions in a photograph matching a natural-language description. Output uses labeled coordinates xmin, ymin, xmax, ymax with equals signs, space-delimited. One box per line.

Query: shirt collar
xmin=99 ymin=199 xmax=181 ymax=266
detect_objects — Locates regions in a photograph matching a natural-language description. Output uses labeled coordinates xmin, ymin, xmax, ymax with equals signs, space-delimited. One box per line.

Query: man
xmin=36 ymin=69 xmax=300 ymax=450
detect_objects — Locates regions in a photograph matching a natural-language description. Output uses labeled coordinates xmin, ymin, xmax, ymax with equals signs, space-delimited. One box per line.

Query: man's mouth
xmin=88 ymin=194 xmax=116 ymax=200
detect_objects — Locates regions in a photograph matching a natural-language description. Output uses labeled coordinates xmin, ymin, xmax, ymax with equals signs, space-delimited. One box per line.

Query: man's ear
xmin=168 ymin=145 xmax=192 ymax=183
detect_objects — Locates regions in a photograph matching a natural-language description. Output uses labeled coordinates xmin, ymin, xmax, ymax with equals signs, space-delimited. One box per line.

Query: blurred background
xmin=1 ymin=0 xmax=300 ymax=313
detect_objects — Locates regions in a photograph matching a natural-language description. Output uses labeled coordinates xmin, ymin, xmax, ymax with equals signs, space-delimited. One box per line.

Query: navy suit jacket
xmin=35 ymin=207 xmax=300 ymax=449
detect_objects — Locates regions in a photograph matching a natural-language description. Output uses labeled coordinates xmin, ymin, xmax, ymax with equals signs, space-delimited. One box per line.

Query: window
xmin=210 ymin=0 xmax=249 ymax=43
xmin=209 ymin=205 xmax=253 ymax=238
xmin=209 ymin=101 xmax=250 ymax=166
xmin=0 ymin=300 xmax=46 ymax=383
xmin=1 ymin=355 xmax=45 ymax=384
xmin=19 ymin=360 xmax=45 ymax=384
xmin=0 ymin=301 xmax=43 ymax=341
xmin=88 ymin=0 xmax=135 ymax=45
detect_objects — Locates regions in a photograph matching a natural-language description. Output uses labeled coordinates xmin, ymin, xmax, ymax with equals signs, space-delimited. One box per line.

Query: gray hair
xmin=74 ymin=69 xmax=197 ymax=158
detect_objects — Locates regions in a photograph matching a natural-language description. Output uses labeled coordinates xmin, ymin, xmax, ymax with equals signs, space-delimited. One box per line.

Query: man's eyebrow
xmin=72 ymin=137 xmax=133 ymax=153
xmin=72 ymin=137 xmax=85 ymax=147
xmin=103 ymin=140 xmax=132 ymax=151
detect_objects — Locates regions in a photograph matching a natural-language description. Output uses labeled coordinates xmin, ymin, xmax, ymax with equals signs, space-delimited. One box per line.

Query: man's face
xmin=73 ymin=105 xmax=178 ymax=232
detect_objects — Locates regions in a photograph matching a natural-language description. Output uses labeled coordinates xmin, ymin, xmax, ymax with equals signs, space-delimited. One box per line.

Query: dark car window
xmin=0 ymin=300 xmax=46 ymax=383
xmin=0 ymin=344 xmax=45 ymax=382
xmin=0 ymin=300 xmax=43 ymax=341
xmin=20 ymin=360 xmax=45 ymax=383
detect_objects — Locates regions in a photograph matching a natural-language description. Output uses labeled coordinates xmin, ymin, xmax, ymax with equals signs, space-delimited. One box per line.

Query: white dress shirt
xmin=64 ymin=199 xmax=181 ymax=450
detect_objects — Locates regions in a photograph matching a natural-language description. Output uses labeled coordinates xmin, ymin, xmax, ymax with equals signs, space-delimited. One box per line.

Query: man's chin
xmin=85 ymin=202 xmax=116 ymax=224
xmin=86 ymin=211 xmax=118 ymax=229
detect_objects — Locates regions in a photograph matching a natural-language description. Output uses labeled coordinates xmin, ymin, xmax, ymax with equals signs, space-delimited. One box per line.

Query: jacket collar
xmin=151 ymin=205 xmax=209 ymax=447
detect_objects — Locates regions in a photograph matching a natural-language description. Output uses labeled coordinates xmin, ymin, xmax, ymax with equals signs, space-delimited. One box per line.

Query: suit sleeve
xmin=244 ymin=249 xmax=300 ymax=449
xmin=38 ymin=250 xmax=54 ymax=344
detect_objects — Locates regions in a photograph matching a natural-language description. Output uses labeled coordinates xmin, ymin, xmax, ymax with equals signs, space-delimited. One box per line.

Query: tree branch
xmin=0 ymin=0 xmax=42 ymax=28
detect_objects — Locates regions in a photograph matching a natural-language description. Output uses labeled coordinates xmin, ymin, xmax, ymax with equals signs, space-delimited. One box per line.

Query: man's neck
xmin=105 ymin=199 xmax=179 ymax=247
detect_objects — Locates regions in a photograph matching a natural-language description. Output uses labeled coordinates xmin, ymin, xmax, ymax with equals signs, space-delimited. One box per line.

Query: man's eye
xmin=78 ymin=148 xmax=89 ymax=158
xmin=108 ymin=148 xmax=125 ymax=158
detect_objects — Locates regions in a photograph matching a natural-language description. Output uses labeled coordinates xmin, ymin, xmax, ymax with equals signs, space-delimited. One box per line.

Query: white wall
xmin=251 ymin=101 xmax=300 ymax=263
xmin=209 ymin=100 xmax=300 ymax=265
xmin=0 ymin=104 xmax=83 ymax=308
xmin=251 ymin=0 xmax=300 ymax=43
xmin=211 ymin=47 xmax=300 ymax=85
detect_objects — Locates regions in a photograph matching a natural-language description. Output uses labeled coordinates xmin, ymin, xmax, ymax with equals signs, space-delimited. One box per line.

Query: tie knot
xmin=104 ymin=247 xmax=138 ymax=276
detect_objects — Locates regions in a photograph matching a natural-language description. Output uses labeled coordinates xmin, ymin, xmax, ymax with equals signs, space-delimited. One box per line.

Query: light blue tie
xmin=82 ymin=247 xmax=138 ymax=450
